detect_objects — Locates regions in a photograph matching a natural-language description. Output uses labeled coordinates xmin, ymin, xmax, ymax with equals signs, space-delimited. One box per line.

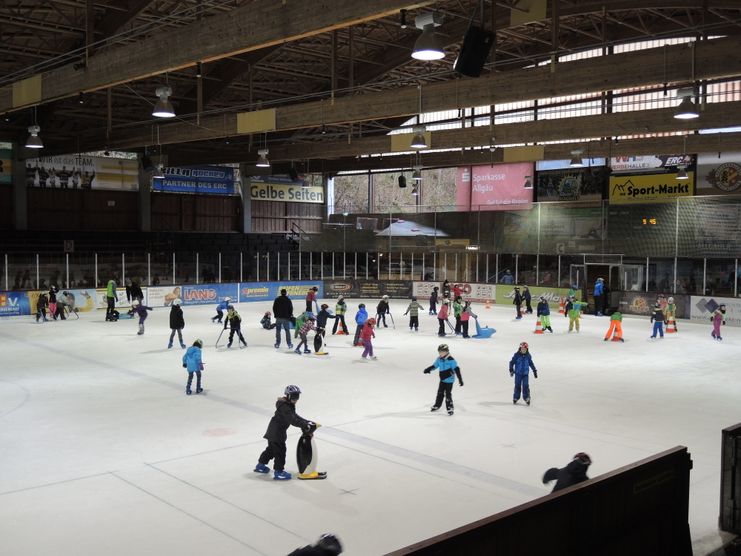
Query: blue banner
xmin=153 ymin=165 xmax=236 ymax=195
xmin=239 ymin=281 xmax=323 ymax=303
xmin=0 ymin=291 xmax=32 ymax=316
xmin=181 ymin=283 xmax=240 ymax=306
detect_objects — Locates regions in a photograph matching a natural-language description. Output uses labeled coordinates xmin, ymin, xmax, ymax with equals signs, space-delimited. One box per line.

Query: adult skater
xmin=513 ymin=286 xmax=523 ymax=320
xmin=306 ymin=286 xmax=318 ymax=313
xmin=376 ymin=295 xmax=390 ymax=328
xmin=130 ymin=280 xmax=144 ymax=303
xmin=593 ymin=277 xmax=605 ymax=316
xmin=429 ymin=286 xmax=439 ymax=315
xmin=182 ymin=339 xmax=204 ymax=395
xmin=224 ymin=305 xmax=247 ymax=348
xmin=649 ymin=302 xmax=665 ymax=339
xmin=273 ymin=288 xmax=294 ymax=349
xmin=536 ymin=295 xmax=553 ymax=333
xmin=404 ymin=297 xmax=421 ymax=331
xmin=542 ymin=453 xmax=592 ymax=492
xmin=501 ymin=269 xmax=514 ymax=284
xmin=211 ymin=297 xmax=231 ymax=324
xmin=353 ymin=303 xmax=368 ymax=346
xmin=54 ymin=288 xmax=69 ymax=320
xmin=423 ymin=343 xmax=463 ymax=416
xmin=604 ymin=310 xmax=624 ymax=342
xmin=332 ymin=296 xmax=349 ymax=335
xmin=523 ymin=286 xmax=533 ymax=314
xmin=711 ymin=304 xmax=726 ymax=340
xmin=168 ymin=298 xmax=186 ymax=349
xmin=105 ymin=280 xmax=118 ymax=321
xmin=437 ymin=299 xmax=450 ymax=337
xmin=509 ymin=342 xmax=538 ymax=405
xmin=131 ymin=299 xmax=153 ymax=335
xmin=35 ymin=292 xmax=48 ymax=322
xmin=314 ymin=304 xmax=335 ymax=352
xmin=254 ymin=385 xmax=317 ymax=480
xmin=460 ymin=301 xmax=476 ymax=338
xmin=287 ymin=533 xmax=343 ymax=556
xmin=360 ymin=317 xmax=377 ymax=360
xmin=452 ymin=296 xmax=463 ymax=335
xmin=125 ymin=278 xmax=132 ymax=303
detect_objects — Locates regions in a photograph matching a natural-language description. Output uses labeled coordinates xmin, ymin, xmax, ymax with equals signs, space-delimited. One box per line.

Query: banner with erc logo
xmin=153 ymin=165 xmax=236 ymax=195
xmin=249 ymin=175 xmax=324 ymax=204
xmin=456 ymin=163 xmax=534 ymax=211
xmin=690 ymin=295 xmax=741 ymax=328
xmin=609 ymin=173 xmax=694 ymax=204
xmin=609 ymin=154 xmax=694 ymax=173
xmin=495 ymin=285 xmax=580 ymax=308
xmin=697 ymin=152 xmax=741 ymax=196
xmin=412 ymin=281 xmax=497 ymax=303
xmin=0 ymin=291 xmax=31 ymax=316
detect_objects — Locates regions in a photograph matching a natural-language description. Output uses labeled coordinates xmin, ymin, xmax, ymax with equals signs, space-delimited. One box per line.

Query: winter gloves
xmin=423 ymin=366 xmax=434 ymax=374
xmin=533 ymin=371 xmax=538 ymax=379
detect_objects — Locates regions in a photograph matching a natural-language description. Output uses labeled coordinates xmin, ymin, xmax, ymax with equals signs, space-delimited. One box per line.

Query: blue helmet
xmin=284 ymin=385 xmax=301 ymax=400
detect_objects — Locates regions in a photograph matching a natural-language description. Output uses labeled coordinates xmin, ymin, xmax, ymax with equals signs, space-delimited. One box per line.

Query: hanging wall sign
xmin=609 ymin=172 xmax=694 ymax=204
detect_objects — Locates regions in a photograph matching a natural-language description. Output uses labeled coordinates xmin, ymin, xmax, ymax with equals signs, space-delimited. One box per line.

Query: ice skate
xmin=294 ymin=347 xmax=302 ymax=354
xmin=430 ymin=405 xmax=440 ymax=412
xmin=168 ymin=342 xmax=173 ymax=349
xmin=370 ymin=355 xmax=377 ymax=360
xmin=525 ymin=398 xmax=531 ymax=406
xmin=186 ymin=389 xmax=192 ymax=395
xmin=196 ymin=387 xmax=203 ymax=394
xmin=273 ymin=470 xmax=292 ymax=481
xmin=240 ymin=342 xmax=247 ymax=349
xmin=253 ymin=463 xmax=270 ymax=474
xmin=513 ymin=399 xmax=517 ymax=404
xmin=180 ymin=342 xmax=186 ymax=349
xmin=274 ymin=342 xmax=280 ymax=349
xmin=287 ymin=343 xmax=294 ymax=349
xmin=447 ymin=409 xmax=454 ymax=416
xmin=227 ymin=342 xmax=232 ymax=348
xmin=303 ymin=348 xmax=311 ymax=354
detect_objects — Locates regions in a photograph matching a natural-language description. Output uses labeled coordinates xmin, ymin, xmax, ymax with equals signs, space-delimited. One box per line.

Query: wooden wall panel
xmin=27 ymin=189 xmax=137 ymax=231
xmin=152 ymin=193 xmax=240 ymax=232
xmin=252 ymin=200 xmax=323 ymax=233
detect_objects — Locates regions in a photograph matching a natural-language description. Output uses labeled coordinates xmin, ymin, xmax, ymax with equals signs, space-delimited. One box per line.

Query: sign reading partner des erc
xmin=249 ymin=178 xmax=324 ymax=204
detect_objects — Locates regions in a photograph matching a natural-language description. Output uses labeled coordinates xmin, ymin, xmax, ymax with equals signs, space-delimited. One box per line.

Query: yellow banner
xmin=249 ymin=182 xmax=324 ymax=203
xmin=609 ymin=172 xmax=694 ymax=204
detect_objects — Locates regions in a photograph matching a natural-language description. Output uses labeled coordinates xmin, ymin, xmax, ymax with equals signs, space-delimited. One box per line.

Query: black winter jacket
xmin=272 ymin=294 xmax=294 ymax=319
xmin=542 ymin=459 xmax=590 ymax=492
xmin=376 ymin=300 xmax=390 ymax=314
xmin=316 ymin=308 xmax=335 ymax=328
xmin=169 ymin=305 xmax=185 ymax=329
xmin=263 ymin=398 xmax=311 ymax=442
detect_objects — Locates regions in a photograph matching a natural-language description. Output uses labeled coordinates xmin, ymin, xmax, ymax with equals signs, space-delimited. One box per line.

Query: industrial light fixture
xmin=676 ymin=165 xmax=689 ymax=180
xmin=78 ymin=92 xmax=85 ymax=104
xmin=25 ymin=125 xmax=43 ymax=149
xmin=195 ymin=62 xmax=203 ymax=78
xmin=411 ymin=184 xmax=419 ymax=196
xmin=674 ymin=88 xmax=699 ymax=120
xmin=256 ymin=148 xmax=271 ymax=168
xmin=400 ymin=9 xmax=408 ymax=29
xmin=410 ymin=126 xmax=428 ymax=149
xmin=412 ymin=13 xmax=444 ymax=61
xmin=153 ymin=164 xmax=166 ymax=179
xmin=412 ymin=166 xmax=423 ymax=181
xmin=152 ymin=85 xmax=175 ymax=118
xmin=569 ymin=149 xmax=584 ymax=167
xmin=465 ymin=245 xmax=480 ymax=251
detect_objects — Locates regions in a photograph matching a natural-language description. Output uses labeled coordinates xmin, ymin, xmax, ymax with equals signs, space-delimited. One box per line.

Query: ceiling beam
xmin=62 ymin=35 xmax=741 ymax=152
xmin=0 ymin=1 xmax=434 ymax=113
xmin=96 ymin=0 xmax=156 ymax=39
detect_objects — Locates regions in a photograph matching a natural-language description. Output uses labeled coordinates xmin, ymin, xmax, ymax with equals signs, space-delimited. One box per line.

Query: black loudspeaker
xmin=141 ymin=155 xmax=155 ymax=172
xmin=398 ymin=175 xmax=407 ymax=188
xmin=454 ymin=26 xmax=495 ymax=78
xmin=288 ymin=167 xmax=299 ymax=181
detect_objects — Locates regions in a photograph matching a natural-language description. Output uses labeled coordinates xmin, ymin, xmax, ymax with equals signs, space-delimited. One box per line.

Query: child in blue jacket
xmin=353 ymin=303 xmax=368 ymax=347
xmin=131 ymin=299 xmax=153 ymax=335
xmin=509 ymin=341 xmax=538 ymax=405
xmin=182 ymin=339 xmax=204 ymax=395
xmin=423 ymin=344 xmax=463 ymax=416
xmin=211 ymin=297 xmax=232 ymax=324
xmin=650 ymin=302 xmax=665 ymax=339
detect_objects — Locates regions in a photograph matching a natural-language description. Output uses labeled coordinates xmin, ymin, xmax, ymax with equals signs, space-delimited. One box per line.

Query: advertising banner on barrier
xmin=147 ymin=286 xmax=184 ymax=307
xmin=609 ymin=172 xmax=694 ymax=204
xmin=495 ymin=285 xmax=579 ymax=308
xmin=94 ymin=288 xmax=145 ymax=310
xmin=412 ymin=281 xmax=497 ymax=303
xmin=239 ymin=281 xmax=324 ymax=302
xmin=0 ymin=291 xmax=31 ymax=316
xmin=617 ymin=291 xmax=688 ymax=318
xmin=324 ymin=280 xmax=411 ymax=299
xmin=690 ymin=295 xmax=741 ymax=327
xmin=181 ymin=284 xmax=239 ymax=306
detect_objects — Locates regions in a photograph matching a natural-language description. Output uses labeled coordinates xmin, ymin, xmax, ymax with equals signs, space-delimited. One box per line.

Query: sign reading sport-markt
xmin=609 ymin=172 xmax=694 ymax=204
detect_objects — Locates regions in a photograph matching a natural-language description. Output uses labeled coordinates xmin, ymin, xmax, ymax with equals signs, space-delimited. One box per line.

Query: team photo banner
xmin=609 ymin=173 xmax=694 ymax=204
xmin=26 ymin=155 xmax=138 ymax=191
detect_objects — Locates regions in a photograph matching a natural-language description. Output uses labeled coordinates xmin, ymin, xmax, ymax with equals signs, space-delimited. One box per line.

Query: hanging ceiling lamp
xmin=569 ymin=149 xmax=584 ymax=167
xmin=410 ymin=125 xmax=427 ymax=149
xmin=411 ymin=13 xmax=444 ymax=61
xmin=152 ymin=86 xmax=175 ymax=118
xmin=25 ymin=125 xmax=43 ymax=149
xmin=256 ymin=148 xmax=271 ymax=168
xmin=676 ymin=165 xmax=689 ymax=180
xmin=674 ymin=88 xmax=699 ymax=120
xmin=412 ymin=166 xmax=423 ymax=181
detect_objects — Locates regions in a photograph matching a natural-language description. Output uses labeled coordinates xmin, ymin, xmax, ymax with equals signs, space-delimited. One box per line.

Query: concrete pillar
xmin=137 ymin=156 xmax=151 ymax=232
xmin=12 ymin=142 xmax=27 ymax=230
xmin=239 ymin=164 xmax=252 ymax=233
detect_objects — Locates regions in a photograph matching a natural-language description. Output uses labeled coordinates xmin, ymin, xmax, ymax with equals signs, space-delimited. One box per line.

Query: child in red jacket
xmin=361 ymin=317 xmax=377 ymax=360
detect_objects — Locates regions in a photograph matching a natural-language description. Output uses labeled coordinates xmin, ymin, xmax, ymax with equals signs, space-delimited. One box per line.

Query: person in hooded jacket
xmin=523 ymin=286 xmax=533 ymax=314
xmin=711 ymin=304 xmax=726 ymax=341
xmin=404 ymin=297 xmax=421 ymax=331
xmin=649 ymin=302 xmax=665 ymax=339
xmin=211 ymin=297 xmax=232 ymax=324
xmin=130 ymin=280 xmax=144 ymax=302
xmin=182 ymin=339 xmax=204 ymax=395
xmin=287 ymin=533 xmax=343 ymax=556
xmin=332 ymin=297 xmax=349 ymax=335
xmin=536 ymin=295 xmax=553 ymax=333
xmin=254 ymin=385 xmax=317 ymax=481
xmin=376 ymin=295 xmax=390 ymax=328
xmin=48 ymin=285 xmax=58 ymax=320
xmin=513 ymin=286 xmax=523 ymax=320
xmin=429 ymin=286 xmax=439 ymax=315
xmin=168 ymin=298 xmax=186 ymax=349
xmin=423 ymin=344 xmax=463 ymax=416
xmin=131 ymin=299 xmax=153 ymax=335
xmin=35 ymin=292 xmax=49 ymax=322
xmin=437 ymin=299 xmax=450 ymax=337
xmin=224 ymin=305 xmax=247 ymax=348
xmin=542 ymin=452 xmax=592 ymax=492
xmin=353 ymin=304 xmax=368 ymax=346
xmin=509 ymin=342 xmax=538 ymax=405
xmin=105 ymin=279 xmax=118 ymax=321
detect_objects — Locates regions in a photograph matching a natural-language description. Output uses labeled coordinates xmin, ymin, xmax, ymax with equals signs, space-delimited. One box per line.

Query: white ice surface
xmin=1 ymin=300 xmax=739 ymax=555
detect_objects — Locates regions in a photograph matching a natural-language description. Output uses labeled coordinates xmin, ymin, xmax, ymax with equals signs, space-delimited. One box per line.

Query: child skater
xmin=168 ymin=298 xmax=186 ymax=349
xmin=567 ymin=296 xmax=588 ymax=333
xmin=332 ymin=296 xmax=349 ymax=335
xmin=376 ymin=295 xmax=390 ymax=328
xmin=314 ymin=304 xmax=336 ymax=352
xmin=536 ymin=295 xmax=553 ymax=333
xmin=404 ymin=296 xmax=421 ymax=331
xmin=649 ymin=302 xmax=665 ymax=339
xmin=423 ymin=343 xmax=463 ymax=416
xmin=182 ymin=339 xmax=204 ymax=395
xmin=523 ymin=286 xmax=533 ymax=314
xmin=664 ymin=296 xmax=677 ymax=331
xmin=604 ymin=309 xmax=624 ymax=342
xmin=461 ymin=301 xmax=476 ymax=338
xmin=225 ymin=305 xmax=248 ymax=348
xmin=353 ymin=304 xmax=368 ymax=346
xmin=253 ymin=384 xmax=317 ymax=481
xmin=452 ymin=296 xmax=463 ymax=335
xmin=35 ymin=292 xmax=48 ymax=323
xmin=513 ymin=286 xmax=523 ymax=320
xmin=437 ymin=299 xmax=450 ymax=337
xmin=510 ymin=341 xmax=538 ymax=405
xmin=429 ymin=286 xmax=439 ymax=315
xmin=131 ymin=299 xmax=153 ymax=335
xmin=211 ymin=297 xmax=231 ymax=324
xmin=260 ymin=311 xmax=276 ymax=330
xmin=360 ymin=317 xmax=377 ymax=360
xmin=295 ymin=314 xmax=316 ymax=354
xmin=711 ymin=304 xmax=726 ymax=340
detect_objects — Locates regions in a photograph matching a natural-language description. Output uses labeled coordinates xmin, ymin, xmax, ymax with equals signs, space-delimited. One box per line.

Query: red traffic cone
xmin=534 ymin=319 xmax=544 ymax=334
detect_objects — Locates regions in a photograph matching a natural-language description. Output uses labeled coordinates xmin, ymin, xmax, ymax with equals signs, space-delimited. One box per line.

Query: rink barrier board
xmin=615 ymin=291 xmax=690 ymax=319
xmin=690 ymin=295 xmax=741 ymax=328
xmin=412 ymin=281 xmax=497 ymax=304
xmin=386 ymin=446 xmax=693 ymax=556
xmin=494 ymin=285 xmax=578 ymax=308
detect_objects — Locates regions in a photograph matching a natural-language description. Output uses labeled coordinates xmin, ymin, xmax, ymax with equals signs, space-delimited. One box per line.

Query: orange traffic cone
xmin=534 ymin=319 xmax=544 ymax=334
xmin=485 ymin=299 xmax=491 ymax=309
xmin=336 ymin=330 xmax=346 ymax=335
xmin=666 ymin=319 xmax=677 ymax=333
xmin=558 ymin=298 xmax=565 ymax=314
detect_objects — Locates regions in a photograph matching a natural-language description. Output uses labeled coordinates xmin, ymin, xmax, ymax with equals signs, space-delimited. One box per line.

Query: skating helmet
xmin=654 ymin=302 xmax=661 ymax=308
xmin=338 ymin=296 xmax=344 ymax=301
xmin=227 ymin=305 xmax=235 ymax=311
xmin=358 ymin=303 xmax=365 ymax=309
xmin=667 ymin=297 xmax=674 ymax=303
xmin=284 ymin=384 xmax=301 ymax=400
xmin=519 ymin=341 xmax=529 ymax=350
xmin=573 ymin=452 xmax=592 ymax=465
xmin=720 ymin=304 xmax=727 ymax=313
xmin=316 ymin=533 xmax=343 ymax=555
xmin=366 ymin=317 xmax=376 ymax=325
xmin=224 ymin=297 xmax=231 ymax=302
xmin=411 ymin=296 xmax=417 ymax=301
xmin=437 ymin=343 xmax=449 ymax=353
xmin=172 ymin=298 xmax=181 ymax=306
xmin=193 ymin=339 xmax=203 ymax=348
xmin=321 ymin=303 xmax=329 ymax=309
xmin=132 ymin=299 xmax=140 ymax=306
xmin=383 ymin=295 xmax=389 ymax=299
xmin=514 ymin=286 xmax=520 ymax=290
xmin=539 ymin=295 xmax=546 ymax=302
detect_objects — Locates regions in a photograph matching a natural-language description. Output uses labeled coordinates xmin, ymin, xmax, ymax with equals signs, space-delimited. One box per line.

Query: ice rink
xmin=1 ymin=299 xmax=739 ymax=555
